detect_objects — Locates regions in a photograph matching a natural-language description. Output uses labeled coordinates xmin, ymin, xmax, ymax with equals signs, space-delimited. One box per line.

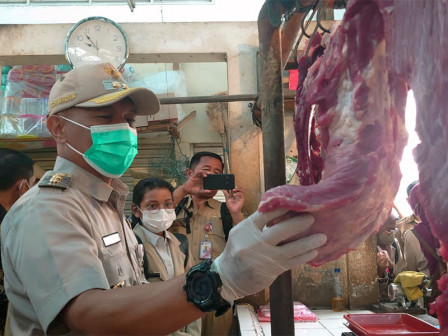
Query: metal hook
xmin=293 ymin=0 xmax=348 ymax=67
xmin=293 ymin=0 xmax=320 ymax=66
xmin=300 ymin=0 xmax=319 ymax=38
xmin=304 ymin=19 xmax=320 ymax=64
xmin=303 ymin=0 xmax=328 ymax=64
xmin=316 ymin=0 xmax=331 ymax=34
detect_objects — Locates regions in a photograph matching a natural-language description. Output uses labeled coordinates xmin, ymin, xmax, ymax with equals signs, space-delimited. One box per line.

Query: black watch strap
xmin=184 ymin=260 xmax=231 ymax=317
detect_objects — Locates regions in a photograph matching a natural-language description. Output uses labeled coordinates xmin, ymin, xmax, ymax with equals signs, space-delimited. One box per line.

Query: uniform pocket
xmin=207 ymin=216 xmax=225 ymax=239
xmin=98 ymin=242 xmax=128 ymax=288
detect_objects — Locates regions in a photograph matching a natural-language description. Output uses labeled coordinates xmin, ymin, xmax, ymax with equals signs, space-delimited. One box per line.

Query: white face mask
xmin=140 ymin=209 xmax=176 ymax=233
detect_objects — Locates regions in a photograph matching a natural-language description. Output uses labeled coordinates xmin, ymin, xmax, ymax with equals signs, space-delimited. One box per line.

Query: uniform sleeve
xmin=404 ymin=231 xmax=418 ymax=272
xmin=403 ymin=231 xmax=430 ymax=276
xmin=393 ymin=243 xmax=407 ymax=276
xmin=2 ymin=191 xmax=110 ymax=333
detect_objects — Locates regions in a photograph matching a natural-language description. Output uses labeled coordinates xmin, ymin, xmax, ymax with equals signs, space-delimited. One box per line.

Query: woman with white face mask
xmin=131 ymin=177 xmax=201 ymax=336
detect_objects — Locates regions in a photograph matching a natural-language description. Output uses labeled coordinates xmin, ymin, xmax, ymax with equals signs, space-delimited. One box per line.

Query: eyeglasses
xmin=138 ymin=201 xmax=175 ymax=214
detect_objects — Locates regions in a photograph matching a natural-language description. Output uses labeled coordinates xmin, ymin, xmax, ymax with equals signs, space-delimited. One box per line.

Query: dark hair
xmin=377 ymin=214 xmax=397 ymax=235
xmin=131 ymin=177 xmax=174 ymax=226
xmin=189 ymin=151 xmax=224 ymax=170
xmin=0 ymin=148 xmax=34 ymax=191
xmin=407 ymin=180 xmax=419 ymax=197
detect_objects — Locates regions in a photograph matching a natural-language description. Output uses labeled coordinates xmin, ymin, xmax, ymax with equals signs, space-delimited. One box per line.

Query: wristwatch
xmin=184 ymin=259 xmax=231 ymax=317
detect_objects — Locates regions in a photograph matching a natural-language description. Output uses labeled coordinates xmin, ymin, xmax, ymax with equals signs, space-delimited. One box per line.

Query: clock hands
xmin=85 ymin=34 xmax=99 ymax=55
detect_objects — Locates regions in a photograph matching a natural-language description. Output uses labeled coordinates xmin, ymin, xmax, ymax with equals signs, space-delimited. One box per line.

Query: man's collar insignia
xmin=38 ymin=172 xmax=72 ymax=190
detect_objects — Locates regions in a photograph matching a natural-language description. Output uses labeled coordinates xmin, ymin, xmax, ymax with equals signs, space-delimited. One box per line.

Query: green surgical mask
xmin=60 ymin=116 xmax=138 ymax=178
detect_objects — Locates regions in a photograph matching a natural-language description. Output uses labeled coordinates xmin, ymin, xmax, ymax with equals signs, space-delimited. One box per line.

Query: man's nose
xmin=111 ymin=114 xmax=134 ymax=126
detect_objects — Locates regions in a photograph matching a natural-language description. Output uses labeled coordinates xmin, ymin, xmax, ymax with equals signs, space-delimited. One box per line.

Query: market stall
xmin=0 ymin=0 xmax=447 ymax=334
xmin=254 ymin=0 xmax=447 ymax=335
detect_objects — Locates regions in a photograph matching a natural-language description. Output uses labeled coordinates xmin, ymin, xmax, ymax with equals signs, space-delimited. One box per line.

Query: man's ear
xmin=19 ymin=178 xmax=32 ymax=195
xmin=46 ymin=115 xmax=67 ymax=143
xmin=131 ymin=204 xmax=141 ymax=218
xmin=185 ymin=168 xmax=193 ymax=179
xmin=11 ymin=179 xmax=24 ymax=200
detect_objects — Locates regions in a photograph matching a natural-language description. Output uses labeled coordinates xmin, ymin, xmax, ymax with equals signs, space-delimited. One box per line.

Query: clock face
xmin=65 ymin=17 xmax=129 ymax=70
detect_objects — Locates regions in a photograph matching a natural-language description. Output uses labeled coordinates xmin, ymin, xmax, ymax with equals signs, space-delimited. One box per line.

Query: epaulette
xmin=38 ymin=171 xmax=72 ymax=190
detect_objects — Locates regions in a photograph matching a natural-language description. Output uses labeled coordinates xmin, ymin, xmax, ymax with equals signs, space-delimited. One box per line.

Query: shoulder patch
xmin=38 ymin=172 xmax=72 ymax=190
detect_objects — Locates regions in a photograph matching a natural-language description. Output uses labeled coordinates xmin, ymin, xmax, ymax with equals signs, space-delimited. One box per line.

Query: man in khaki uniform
xmin=0 ymin=149 xmax=35 ymax=334
xmin=172 ymin=152 xmax=245 ymax=336
xmin=1 ymin=62 xmax=327 ymax=335
xmin=1 ymin=63 xmax=159 ymax=335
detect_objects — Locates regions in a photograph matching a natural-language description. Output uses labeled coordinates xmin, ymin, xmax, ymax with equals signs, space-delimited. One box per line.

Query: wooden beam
xmin=175 ymin=110 xmax=196 ymax=130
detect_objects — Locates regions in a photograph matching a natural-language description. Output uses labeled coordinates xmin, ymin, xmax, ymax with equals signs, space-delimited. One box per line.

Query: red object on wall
xmin=288 ymin=69 xmax=298 ymax=91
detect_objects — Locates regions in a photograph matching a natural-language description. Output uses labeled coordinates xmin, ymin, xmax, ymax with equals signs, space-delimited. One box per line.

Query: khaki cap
xmin=48 ymin=62 xmax=160 ymax=116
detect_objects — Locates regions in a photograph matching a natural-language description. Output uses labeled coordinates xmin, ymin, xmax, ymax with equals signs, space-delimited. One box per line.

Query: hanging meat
xmin=258 ymin=0 xmax=447 ymax=328
xmin=260 ymin=0 xmax=408 ymax=264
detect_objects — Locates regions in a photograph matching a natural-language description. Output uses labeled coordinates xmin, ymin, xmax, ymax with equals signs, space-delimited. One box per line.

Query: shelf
xmin=0 ymin=137 xmax=56 ymax=150
xmin=0 ymin=137 xmax=53 ymax=142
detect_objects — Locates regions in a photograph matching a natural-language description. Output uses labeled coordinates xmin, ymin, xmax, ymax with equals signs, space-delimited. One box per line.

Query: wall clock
xmin=65 ymin=16 xmax=129 ymax=70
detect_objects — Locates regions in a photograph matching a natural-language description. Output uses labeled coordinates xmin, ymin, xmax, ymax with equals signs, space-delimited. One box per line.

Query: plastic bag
xmin=1 ymin=65 xmax=57 ymax=138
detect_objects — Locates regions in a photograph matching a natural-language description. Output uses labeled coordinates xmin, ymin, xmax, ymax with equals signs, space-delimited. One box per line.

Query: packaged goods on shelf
xmin=0 ymin=65 xmax=67 ymax=139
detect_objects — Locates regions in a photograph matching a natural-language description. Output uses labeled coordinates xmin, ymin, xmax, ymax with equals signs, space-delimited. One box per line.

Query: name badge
xmin=102 ymin=232 xmax=121 ymax=247
xmin=199 ymin=240 xmax=212 ymax=260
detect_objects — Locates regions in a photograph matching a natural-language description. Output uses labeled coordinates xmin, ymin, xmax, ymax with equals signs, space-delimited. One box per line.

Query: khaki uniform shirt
xmin=172 ymin=196 xmax=228 ymax=265
xmin=403 ymin=230 xmax=430 ymax=276
xmin=133 ymin=225 xmax=201 ymax=336
xmin=1 ymin=157 xmax=143 ymax=335
xmin=171 ymin=196 xmax=233 ymax=336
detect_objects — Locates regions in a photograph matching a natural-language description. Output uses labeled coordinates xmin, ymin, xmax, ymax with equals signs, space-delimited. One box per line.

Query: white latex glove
xmin=211 ymin=210 xmax=327 ymax=303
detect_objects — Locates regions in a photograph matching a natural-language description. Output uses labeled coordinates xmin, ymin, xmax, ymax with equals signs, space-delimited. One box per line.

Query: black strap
xmin=220 ymin=202 xmax=233 ymax=241
xmin=173 ymin=232 xmax=189 ymax=268
xmin=175 ymin=197 xmax=189 ymax=216
xmin=391 ymin=240 xmax=399 ymax=264
xmin=175 ymin=197 xmax=192 ymax=234
xmin=184 ymin=208 xmax=192 ymax=234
